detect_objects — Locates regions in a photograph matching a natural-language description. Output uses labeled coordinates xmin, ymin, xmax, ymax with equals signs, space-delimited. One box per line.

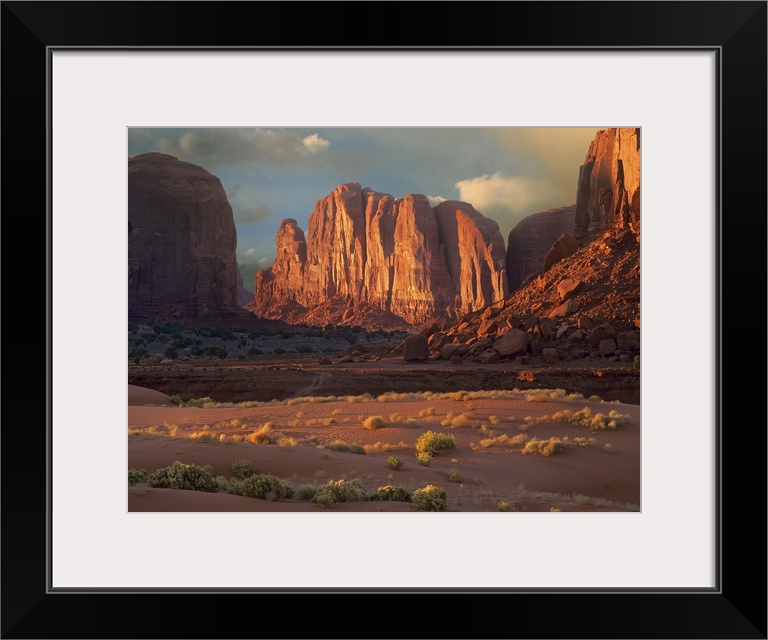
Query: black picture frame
xmin=2 ymin=2 xmax=765 ymax=638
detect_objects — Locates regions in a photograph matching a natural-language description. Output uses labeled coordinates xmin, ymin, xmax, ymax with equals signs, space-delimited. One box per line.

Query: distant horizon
xmin=128 ymin=127 xmax=601 ymax=292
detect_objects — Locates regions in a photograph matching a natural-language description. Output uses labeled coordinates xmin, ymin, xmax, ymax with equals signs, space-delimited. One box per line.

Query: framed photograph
xmin=3 ymin=2 xmax=765 ymax=638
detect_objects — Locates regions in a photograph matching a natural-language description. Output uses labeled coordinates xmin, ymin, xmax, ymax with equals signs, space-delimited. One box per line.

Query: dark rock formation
xmin=128 ymin=152 xmax=243 ymax=319
xmin=505 ymin=205 xmax=576 ymax=290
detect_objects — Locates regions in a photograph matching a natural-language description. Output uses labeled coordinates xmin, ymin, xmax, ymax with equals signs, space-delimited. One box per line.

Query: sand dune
xmin=129 ymin=385 xmax=640 ymax=513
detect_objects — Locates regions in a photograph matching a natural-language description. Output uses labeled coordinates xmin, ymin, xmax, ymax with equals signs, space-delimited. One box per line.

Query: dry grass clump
xmin=362 ymin=415 xmax=387 ymax=430
xmin=325 ymin=441 xmax=367 ymax=455
xmin=250 ymin=423 xmax=277 ymax=444
xmin=521 ymin=437 xmax=563 ymax=456
xmin=538 ymin=407 xmax=630 ymax=431
xmin=304 ymin=417 xmax=336 ymax=427
xmin=363 ymin=441 xmax=409 ymax=454
xmin=440 ymin=413 xmax=480 ymax=429
xmin=419 ymin=407 xmax=436 ymax=417
xmin=470 ymin=432 xmax=529 ymax=451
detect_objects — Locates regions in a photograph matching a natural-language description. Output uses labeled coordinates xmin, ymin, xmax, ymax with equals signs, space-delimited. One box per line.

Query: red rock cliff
xmin=128 ymin=153 xmax=242 ymax=319
xmin=251 ymin=183 xmax=508 ymax=327
xmin=575 ymin=128 xmax=640 ymax=237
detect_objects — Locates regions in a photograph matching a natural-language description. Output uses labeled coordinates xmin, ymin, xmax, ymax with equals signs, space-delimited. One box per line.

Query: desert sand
xmin=129 ymin=379 xmax=640 ymax=513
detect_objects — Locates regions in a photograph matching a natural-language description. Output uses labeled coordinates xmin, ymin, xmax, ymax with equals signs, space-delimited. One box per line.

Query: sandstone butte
xmin=250 ymin=183 xmax=509 ymax=327
xmin=505 ymin=205 xmax=576 ymax=291
xmin=575 ymin=127 xmax=640 ymax=238
xmin=128 ymin=152 xmax=244 ymax=320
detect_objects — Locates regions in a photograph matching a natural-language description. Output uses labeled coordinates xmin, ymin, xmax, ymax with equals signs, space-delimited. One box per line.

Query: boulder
xmin=477 ymin=319 xmax=499 ymax=336
xmin=598 ymin=338 xmax=617 ymax=356
xmin=557 ymin=278 xmax=584 ymax=301
xmin=542 ymin=233 xmax=580 ymax=273
xmin=403 ymin=334 xmax=429 ymax=361
xmin=550 ymin=299 xmax=579 ymax=317
xmin=493 ymin=329 xmax=529 ymax=357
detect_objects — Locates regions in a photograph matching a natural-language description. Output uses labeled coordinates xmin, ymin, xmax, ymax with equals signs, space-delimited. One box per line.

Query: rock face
xmin=575 ymin=128 xmax=640 ymax=237
xmin=542 ymin=233 xmax=580 ymax=273
xmin=128 ymin=153 xmax=242 ymax=319
xmin=251 ymin=183 xmax=508 ymax=328
xmin=505 ymin=205 xmax=576 ymax=291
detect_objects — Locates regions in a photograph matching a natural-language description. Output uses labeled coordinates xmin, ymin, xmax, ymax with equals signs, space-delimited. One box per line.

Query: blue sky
xmin=128 ymin=127 xmax=600 ymax=293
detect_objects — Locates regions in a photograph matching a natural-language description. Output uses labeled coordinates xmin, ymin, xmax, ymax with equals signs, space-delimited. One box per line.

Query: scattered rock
xmin=319 ymin=357 xmax=332 ymax=365
xmin=557 ymin=278 xmax=584 ymax=301
xmin=403 ymin=334 xmax=429 ymax=361
xmin=550 ymin=299 xmax=579 ymax=317
xmin=477 ymin=319 xmax=499 ymax=337
xmin=441 ymin=343 xmax=470 ymax=359
xmin=556 ymin=325 xmax=570 ymax=340
xmin=542 ymin=233 xmax=580 ymax=273
xmin=450 ymin=355 xmax=464 ymax=365
xmin=477 ymin=350 xmax=500 ymax=364
xmin=598 ymin=338 xmax=617 ymax=356
xmin=493 ymin=329 xmax=529 ymax=357
xmin=542 ymin=348 xmax=559 ymax=364
xmin=578 ymin=315 xmax=593 ymax=330
xmin=617 ymin=331 xmax=640 ymax=350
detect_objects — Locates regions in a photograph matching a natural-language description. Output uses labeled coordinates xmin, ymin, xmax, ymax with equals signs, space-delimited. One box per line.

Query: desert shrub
xmin=231 ymin=459 xmax=255 ymax=479
xmin=128 ymin=345 xmax=149 ymax=359
xmin=448 ymin=470 xmax=462 ymax=483
xmin=128 ymin=468 xmax=149 ymax=485
xmin=415 ymin=431 xmax=456 ymax=456
xmin=205 ymin=346 xmax=228 ymax=359
xmin=168 ymin=394 xmax=183 ymax=406
xmin=362 ymin=415 xmax=387 ymax=430
xmin=412 ymin=485 xmax=447 ymax=511
xmin=326 ymin=442 xmax=366 ymax=455
xmin=370 ymin=485 xmax=412 ymax=502
xmin=164 ymin=346 xmax=179 ymax=359
xmin=239 ymin=474 xmax=295 ymax=501
xmin=311 ymin=478 xmax=368 ymax=507
xmin=272 ymin=347 xmax=286 ymax=355
xmin=298 ymin=483 xmax=320 ymax=500
xmin=522 ymin=437 xmax=563 ymax=456
xmin=296 ymin=345 xmax=314 ymax=353
xmin=418 ymin=407 xmax=436 ymax=417
xmin=215 ymin=476 xmax=242 ymax=495
xmin=416 ymin=451 xmax=432 ymax=467
xmin=633 ymin=355 xmax=640 ymax=369
xmin=148 ymin=461 xmax=217 ymax=492
xmin=186 ymin=396 xmax=214 ymax=408
xmin=387 ymin=456 xmax=404 ymax=471
xmin=151 ymin=354 xmax=163 ymax=364
xmin=497 ymin=501 xmax=517 ymax=512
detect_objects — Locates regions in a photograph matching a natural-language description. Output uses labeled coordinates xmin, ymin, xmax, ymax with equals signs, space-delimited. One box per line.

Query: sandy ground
xmin=128 ymin=385 xmax=640 ymax=513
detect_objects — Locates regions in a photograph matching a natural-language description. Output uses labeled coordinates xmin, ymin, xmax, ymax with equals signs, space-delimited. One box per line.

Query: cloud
xmin=233 ymin=200 xmax=273 ymax=225
xmin=151 ymin=128 xmax=352 ymax=174
xmin=427 ymin=195 xmax=446 ymax=207
xmin=258 ymin=256 xmax=273 ymax=266
xmin=245 ymin=248 xmax=255 ymax=257
xmin=455 ymin=172 xmax=562 ymax=239
xmin=495 ymin=128 xmax=600 ymax=200
xmin=224 ymin=183 xmax=274 ymax=224
xmin=302 ymin=133 xmax=330 ymax=154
